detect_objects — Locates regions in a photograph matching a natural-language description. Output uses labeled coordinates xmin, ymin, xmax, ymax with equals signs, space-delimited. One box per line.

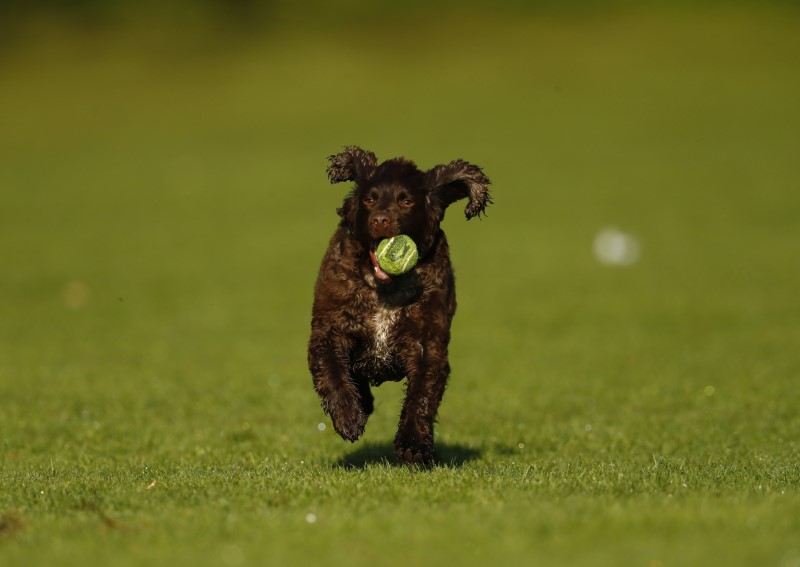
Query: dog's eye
xmin=363 ymin=197 xmax=376 ymax=206
xmin=399 ymin=198 xmax=414 ymax=208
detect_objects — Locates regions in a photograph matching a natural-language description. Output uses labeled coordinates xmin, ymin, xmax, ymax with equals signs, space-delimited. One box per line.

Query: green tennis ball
xmin=376 ymin=235 xmax=419 ymax=276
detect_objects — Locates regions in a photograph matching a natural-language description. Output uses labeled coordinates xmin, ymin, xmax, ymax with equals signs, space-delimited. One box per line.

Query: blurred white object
xmin=593 ymin=227 xmax=641 ymax=266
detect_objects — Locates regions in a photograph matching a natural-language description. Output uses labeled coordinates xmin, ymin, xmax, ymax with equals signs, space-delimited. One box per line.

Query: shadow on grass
xmin=335 ymin=441 xmax=481 ymax=470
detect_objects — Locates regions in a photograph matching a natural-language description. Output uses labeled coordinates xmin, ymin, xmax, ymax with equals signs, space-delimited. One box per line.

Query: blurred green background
xmin=1 ymin=2 xmax=799 ymax=566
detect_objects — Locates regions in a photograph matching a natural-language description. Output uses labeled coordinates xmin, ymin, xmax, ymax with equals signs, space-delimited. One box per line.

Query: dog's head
xmin=328 ymin=146 xmax=491 ymax=281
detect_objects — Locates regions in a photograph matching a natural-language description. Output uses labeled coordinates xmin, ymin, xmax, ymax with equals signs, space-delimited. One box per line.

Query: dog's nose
xmin=369 ymin=214 xmax=391 ymax=233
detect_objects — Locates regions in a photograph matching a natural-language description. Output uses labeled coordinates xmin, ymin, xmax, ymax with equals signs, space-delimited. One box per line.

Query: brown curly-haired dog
xmin=308 ymin=146 xmax=491 ymax=465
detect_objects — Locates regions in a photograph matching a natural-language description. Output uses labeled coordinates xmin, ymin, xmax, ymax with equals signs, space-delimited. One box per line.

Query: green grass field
xmin=1 ymin=5 xmax=799 ymax=566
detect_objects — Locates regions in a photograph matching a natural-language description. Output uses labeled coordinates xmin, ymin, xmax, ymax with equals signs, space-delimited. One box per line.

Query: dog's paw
xmin=324 ymin=389 xmax=368 ymax=442
xmin=395 ymin=436 xmax=435 ymax=466
xmin=332 ymin=410 xmax=367 ymax=442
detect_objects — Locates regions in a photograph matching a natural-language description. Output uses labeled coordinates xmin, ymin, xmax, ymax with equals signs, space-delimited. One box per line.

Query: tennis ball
xmin=376 ymin=235 xmax=419 ymax=276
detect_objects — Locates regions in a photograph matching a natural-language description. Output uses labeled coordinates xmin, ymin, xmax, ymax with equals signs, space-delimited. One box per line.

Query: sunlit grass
xmin=1 ymin=6 xmax=799 ymax=567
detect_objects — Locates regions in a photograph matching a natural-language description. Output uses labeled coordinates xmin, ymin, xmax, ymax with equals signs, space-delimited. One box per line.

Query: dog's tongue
xmin=369 ymin=249 xmax=391 ymax=282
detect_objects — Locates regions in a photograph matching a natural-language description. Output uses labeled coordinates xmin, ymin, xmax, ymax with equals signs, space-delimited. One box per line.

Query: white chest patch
xmin=371 ymin=308 xmax=399 ymax=362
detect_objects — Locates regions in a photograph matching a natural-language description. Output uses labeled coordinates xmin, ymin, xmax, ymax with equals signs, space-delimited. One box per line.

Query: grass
xmin=1 ymin=5 xmax=799 ymax=566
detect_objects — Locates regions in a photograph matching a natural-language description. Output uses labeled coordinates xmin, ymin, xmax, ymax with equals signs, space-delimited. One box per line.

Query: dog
xmin=308 ymin=146 xmax=491 ymax=465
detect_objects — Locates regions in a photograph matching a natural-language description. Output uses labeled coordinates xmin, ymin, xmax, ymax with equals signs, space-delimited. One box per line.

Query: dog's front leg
xmin=308 ymin=329 xmax=367 ymax=442
xmin=395 ymin=339 xmax=450 ymax=465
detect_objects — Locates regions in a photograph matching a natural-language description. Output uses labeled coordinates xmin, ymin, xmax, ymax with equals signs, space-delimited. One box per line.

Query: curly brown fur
xmin=308 ymin=146 xmax=491 ymax=465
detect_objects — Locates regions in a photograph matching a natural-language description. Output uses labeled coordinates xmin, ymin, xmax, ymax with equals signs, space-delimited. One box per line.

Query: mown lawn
xmin=1 ymin=5 xmax=799 ymax=566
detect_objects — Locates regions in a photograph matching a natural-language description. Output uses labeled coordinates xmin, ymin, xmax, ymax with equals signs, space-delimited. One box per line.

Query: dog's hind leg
xmin=353 ymin=377 xmax=374 ymax=417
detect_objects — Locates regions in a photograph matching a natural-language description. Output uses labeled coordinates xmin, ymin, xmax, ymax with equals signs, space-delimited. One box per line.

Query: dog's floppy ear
xmin=327 ymin=146 xmax=378 ymax=184
xmin=426 ymin=159 xmax=492 ymax=220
